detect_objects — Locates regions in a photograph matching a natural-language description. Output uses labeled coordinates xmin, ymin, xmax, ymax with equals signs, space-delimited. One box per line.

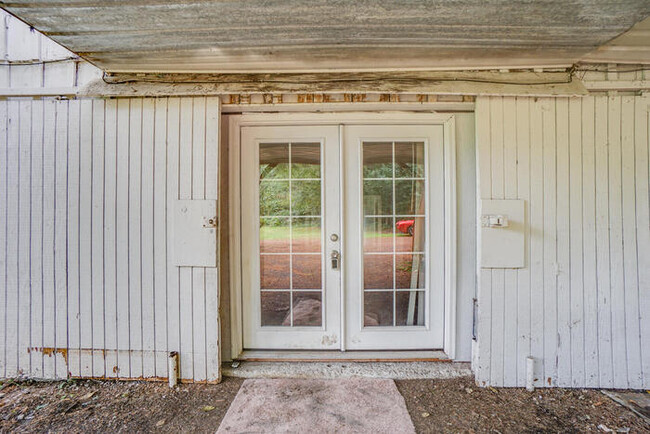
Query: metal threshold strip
xmin=237 ymin=350 xmax=449 ymax=363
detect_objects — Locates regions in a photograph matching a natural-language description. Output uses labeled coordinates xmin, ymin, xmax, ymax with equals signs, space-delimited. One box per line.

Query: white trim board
xmin=228 ymin=112 xmax=458 ymax=360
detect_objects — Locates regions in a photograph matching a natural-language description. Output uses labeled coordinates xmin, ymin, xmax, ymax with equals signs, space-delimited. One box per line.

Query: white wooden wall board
xmin=502 ymin=97 xmax=518 ymax=387
xmin=68 ymin=99 xmax=81 ymax=378
xmin=41 ymin=37 xmax=71 ymax=62
xmin=0 ymin=96 xmax=221 ymax=382
xmin=515 ymin=97 xmax=531 ymax=387
xmin=17 ymin=100 xmax=31 ymax=376
xmin=0 ymin=100 xmax=5 ymax=378
xmin=635 ymin=96 xmax=650 ymax=388
xmin=192 ymin=269 xmax=206 ymax=381
xmin=41 ymin=100 xmax=56 ymax=379
xmin=43 ymin=62 xmax=75 ymax=89
xmin=0 ymin=15 xmax=7 ymax=60
xmin=568 ymin=97 xmax=585 ymax=387
xmin=607 ymin=96 xmax=628 ymax=388
xmin=528 ymin=98 xmax=544 ymax=387
xmin=141 ymin=98 xmax=156 ymax=379
xmin=594 ymin=95 xmax=613 ymax=388
xmin=205 ymin=97 xmax=220 ymax=382
xmin=152 ymin=97 xmax=167 ymax=378
xmin=192 ymin=97 xmax=207 ymax=382
xmin=11 ymin=65 xmax=41 ymax=89
xmin=29 ymin=99 xmax=44 ymax=379
xmin=54 ymin=100 xmax=68 ymax=379
xmin=0 ymin=66 xmax=8 ymax=88
xmin=4 ymin=99 xmax=18 ymax=377
xmin=488 ymin=97 xmax=504 ymax=386
xmin=475 ymin=97 xmax=491 ymax=385
xmin=78 ymin=99 xmax=93 ymax=378
xmin=581 ymin=96 xmax=600 ymax=388
xmin=0 ymin=11 xmax=97 ymax=92
xmin=178 ymin=97 xmax=193 ymax=380
xmin=128 ymin=98 xmax=143 ymax=378
xmin=90 ymin=100 xmax=104 ymax=378
xmin=115 ymin=98 xmax=130 ymax=378
xmin=542 ymin=98 xmax=558 ymax=387
xmin=620 ymin=96 xmax=642 ymax=389
xmin=103 ymin=98 xmax=118 ymax=379
xmin=453 ymin=113 xmax=476 ymax=363
xmin=165 ymin=97 xmax=181 ymax=380
xmin=476 ymin=95 xmax=650 ymax=388
xmin=556 ymin=97 xmax=571 ymax=387
xmin=6 ymin=17 xmax=38 ymax=62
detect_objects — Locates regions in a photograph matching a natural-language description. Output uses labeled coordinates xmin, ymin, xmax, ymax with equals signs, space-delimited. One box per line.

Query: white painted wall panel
xmin=0 ymin=10 xmax=101 ymax=92
xmin=475 ymin=95 xmax=650 ymax=389
xmin=0 ymin=97 xmax=221 ymax=382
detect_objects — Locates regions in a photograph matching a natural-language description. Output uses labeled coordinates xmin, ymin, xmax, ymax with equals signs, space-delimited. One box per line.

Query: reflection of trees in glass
xmin=260 ymin=181 xmax=289 ymax=215
xmin=259 ymin=179 xmax=321 ymax=223
xmin=291 ymin=181 xmax=320 ymax=216
xmin=364 ymin=164 xmax=392 ymax=178
xmin=362 ymin=178 xmax=423 ymax=216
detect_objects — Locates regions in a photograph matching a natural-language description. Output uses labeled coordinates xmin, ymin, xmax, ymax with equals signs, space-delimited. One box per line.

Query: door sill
xmin=237 ymin=350 xmax=449 ymax=362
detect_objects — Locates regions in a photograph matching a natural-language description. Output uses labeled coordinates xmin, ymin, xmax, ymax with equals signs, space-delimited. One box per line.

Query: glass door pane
xmin=362 ymin=141 xmax=426 ymax=327
xmin=259 ymin=142 xmax=323 ymax=327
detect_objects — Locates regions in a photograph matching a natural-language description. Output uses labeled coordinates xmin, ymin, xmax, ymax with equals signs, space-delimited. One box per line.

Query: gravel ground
xmin=0 ymin=375 xmax=647 ymax=433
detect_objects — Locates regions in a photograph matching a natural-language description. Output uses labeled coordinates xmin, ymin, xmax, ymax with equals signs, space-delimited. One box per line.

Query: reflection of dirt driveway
xmin=260 ymin=237 xmax=420 ymax=290
xmin=260 ymin=236 xmax=423 ymax=326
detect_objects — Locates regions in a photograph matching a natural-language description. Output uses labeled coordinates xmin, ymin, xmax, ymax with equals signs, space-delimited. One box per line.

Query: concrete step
xmin=222 ymin=361 xmax=472 ymax=380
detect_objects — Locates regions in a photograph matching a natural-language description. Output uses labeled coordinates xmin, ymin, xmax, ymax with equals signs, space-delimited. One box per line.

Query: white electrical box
xmin=173 ymin=200 xmax=217 ymax=267
xmin=480 ymin=199 xmax=525 ymax=268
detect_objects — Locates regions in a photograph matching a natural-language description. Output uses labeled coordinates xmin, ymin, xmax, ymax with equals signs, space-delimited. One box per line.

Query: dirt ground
xmin=1 ymin=375 xmax=647 ymax=433
xmin=395 ymin=377 xmax=649 ymax=433
xmin=0 ymin=377 xmax=243 ymax=433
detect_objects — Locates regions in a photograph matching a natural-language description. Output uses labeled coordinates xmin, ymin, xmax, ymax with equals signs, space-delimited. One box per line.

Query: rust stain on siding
xmin=28 ymin=347 xmax=68 ymax=363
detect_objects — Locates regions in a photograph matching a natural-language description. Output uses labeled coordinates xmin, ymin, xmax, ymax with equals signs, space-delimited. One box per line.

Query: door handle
xmin=331 ymin=250 xmax=340 ymax=270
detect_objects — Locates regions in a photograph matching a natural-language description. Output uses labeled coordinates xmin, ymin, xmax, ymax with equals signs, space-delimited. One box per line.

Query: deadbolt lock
xmin=331 ymin=250 xmax=340 ymax=270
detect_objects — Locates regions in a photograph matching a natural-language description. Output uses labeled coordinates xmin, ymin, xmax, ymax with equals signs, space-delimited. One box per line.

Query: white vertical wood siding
xmin=475 ymin=95 xmax=650 ymax=388
xmin=0 ymin=97 xmax=220 ymax=382
xmin=0 ymin=10 xmax=101 ymax=90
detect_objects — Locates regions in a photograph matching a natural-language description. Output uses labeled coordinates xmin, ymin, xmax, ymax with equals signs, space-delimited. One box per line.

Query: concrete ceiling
xmin=2 ymin=0 xmax=650 ymax=72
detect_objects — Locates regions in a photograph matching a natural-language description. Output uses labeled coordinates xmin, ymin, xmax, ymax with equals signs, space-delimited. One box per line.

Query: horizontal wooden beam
xmin=583 ymin=80 xmax=650 ymax=91
xmin=0 ymin=87 xmax=78 ymax=97
xmin=83 ymin=70 xmax=588 ymax=96
xmin=221 ymin=102 xmax=475 ymax=113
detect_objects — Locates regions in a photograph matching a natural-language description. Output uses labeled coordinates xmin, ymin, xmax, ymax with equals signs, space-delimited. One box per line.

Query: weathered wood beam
xmin=82 ymin=71 xmax=588 ymax=97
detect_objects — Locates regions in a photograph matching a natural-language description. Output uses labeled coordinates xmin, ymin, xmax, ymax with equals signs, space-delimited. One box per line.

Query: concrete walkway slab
xmin=216 ymin=378 xmax=416 ymax=434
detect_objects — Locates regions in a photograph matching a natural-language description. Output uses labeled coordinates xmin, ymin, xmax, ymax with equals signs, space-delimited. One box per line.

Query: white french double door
xmin=241 ymin=122 xmax=445 ymax=351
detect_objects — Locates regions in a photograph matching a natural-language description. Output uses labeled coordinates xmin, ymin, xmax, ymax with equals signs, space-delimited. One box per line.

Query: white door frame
xmin=240 ymin=125 xmax=342 ymax=349
xmin=228 ymin=112 xmax=457 ymax=360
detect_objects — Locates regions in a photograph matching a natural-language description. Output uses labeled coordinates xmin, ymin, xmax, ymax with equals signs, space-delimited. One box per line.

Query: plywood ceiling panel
xmin=2 ymin=0 xmax=650 ymax=72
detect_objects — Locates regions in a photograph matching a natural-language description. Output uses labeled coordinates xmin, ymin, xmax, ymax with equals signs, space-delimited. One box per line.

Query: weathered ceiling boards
xmin=1 ymin=1 xmax=650 ymax=73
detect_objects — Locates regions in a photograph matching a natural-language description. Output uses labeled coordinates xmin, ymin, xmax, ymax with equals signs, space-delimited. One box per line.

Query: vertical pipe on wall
xmin=168 ymin=351 xmax=179 ymax=388
xmin=526 ymin=356 xmax=535 ymax=391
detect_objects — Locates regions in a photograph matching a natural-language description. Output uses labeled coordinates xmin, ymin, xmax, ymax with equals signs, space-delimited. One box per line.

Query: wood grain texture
xmin=475 ymin=95 xmax=650 ymax=388
xmin=0 ymin=97 xmax=220 ymax=382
